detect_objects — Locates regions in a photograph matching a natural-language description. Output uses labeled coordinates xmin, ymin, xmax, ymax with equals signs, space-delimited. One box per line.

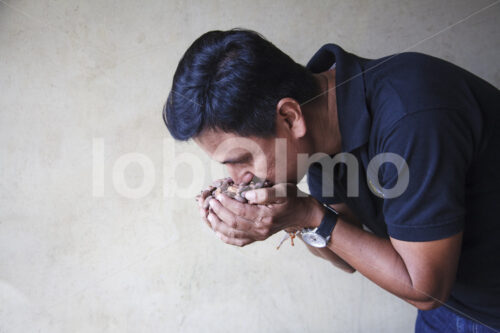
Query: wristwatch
xmin=301 ymin=202 xmax=339 ymax=248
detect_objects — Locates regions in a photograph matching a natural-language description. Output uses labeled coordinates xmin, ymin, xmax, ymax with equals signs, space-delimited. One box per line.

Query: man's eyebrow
xmin=221 ymin=152 xmax=251 ymax=164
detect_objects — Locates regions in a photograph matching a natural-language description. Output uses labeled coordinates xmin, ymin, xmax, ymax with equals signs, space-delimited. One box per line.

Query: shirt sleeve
xmin=306 ymin=162 xmax=343 ymax=205
xmin=378 ymin=108 xmax=472 ymax=241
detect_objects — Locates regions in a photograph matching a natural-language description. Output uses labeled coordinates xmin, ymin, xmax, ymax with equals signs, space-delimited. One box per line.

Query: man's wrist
xmin=302 ymin=196 xmax=325 ymax=230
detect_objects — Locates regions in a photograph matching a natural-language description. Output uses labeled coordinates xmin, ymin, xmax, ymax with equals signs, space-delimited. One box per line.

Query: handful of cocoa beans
xmin=198 ymin=177 xmax=272 ymax=204
xmin=196 ymin=177 xmax=297 ymax=250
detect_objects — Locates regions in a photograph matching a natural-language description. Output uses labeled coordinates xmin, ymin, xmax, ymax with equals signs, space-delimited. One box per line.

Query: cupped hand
xmin=204 ymin=183 xmax=322 ymax=247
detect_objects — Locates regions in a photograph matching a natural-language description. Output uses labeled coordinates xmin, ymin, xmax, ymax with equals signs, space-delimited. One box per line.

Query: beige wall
xmin=1 ymin=0 xmax=498 ymax=332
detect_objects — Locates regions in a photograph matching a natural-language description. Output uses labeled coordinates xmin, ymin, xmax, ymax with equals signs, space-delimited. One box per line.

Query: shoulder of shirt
xmin=360 ymin=52 xmax=472 ymax=132
xmin=361 ymin=51 xmax=463 ymax=93
xmin=361 ymin=51 xmax=452 ymax=72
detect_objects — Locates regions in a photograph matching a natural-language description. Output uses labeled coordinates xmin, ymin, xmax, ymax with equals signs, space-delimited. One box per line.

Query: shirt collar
xmin=305 ymin=43 xmax=371 ymax=153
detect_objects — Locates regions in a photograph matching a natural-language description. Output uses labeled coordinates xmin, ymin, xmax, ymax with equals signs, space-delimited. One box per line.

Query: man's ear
xmin=276 ymin=97 xmax=307 ymax=138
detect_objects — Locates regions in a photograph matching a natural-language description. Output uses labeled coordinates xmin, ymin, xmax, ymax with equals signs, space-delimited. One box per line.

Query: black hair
xmin=162 ymin=27 xmax=320 ymax=140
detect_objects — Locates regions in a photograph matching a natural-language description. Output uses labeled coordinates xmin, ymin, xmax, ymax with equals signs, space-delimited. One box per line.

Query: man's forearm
xmin=303 ymin=198 xmax=437 ymax=308
xmin=327 ymin=218 xmax=437 ymax=307
xmin=297 ymin=233 xmax=355 ymax=273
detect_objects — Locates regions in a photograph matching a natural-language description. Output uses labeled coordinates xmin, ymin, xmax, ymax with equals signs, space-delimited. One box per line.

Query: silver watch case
xmin=301 ymin=227 xmax=330 ymax=248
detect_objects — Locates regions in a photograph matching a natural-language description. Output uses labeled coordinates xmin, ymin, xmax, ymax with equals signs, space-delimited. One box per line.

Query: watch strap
xmin=316 ymin=203 xmax=339 ymax=242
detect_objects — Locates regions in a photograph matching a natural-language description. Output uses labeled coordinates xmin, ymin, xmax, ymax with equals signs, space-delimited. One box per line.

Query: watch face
xmin=302 ymin=232 xmax=327 ymax=248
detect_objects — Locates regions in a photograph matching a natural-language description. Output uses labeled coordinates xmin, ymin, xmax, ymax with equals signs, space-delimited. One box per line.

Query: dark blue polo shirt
xmin=305 ymin=43 xmax=500 ymax=329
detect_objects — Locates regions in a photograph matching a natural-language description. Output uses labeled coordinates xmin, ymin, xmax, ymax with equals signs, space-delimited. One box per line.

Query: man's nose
xmin=230 ymin=170 xmax=254 ymax=185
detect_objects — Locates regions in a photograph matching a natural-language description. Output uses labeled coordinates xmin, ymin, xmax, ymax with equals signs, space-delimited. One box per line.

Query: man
xmin=162 ymin=28 xmax=500 ymax=332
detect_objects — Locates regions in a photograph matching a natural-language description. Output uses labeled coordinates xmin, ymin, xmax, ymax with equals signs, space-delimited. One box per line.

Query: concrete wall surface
xmin=1 ymin=0 xmax=498 ymax=332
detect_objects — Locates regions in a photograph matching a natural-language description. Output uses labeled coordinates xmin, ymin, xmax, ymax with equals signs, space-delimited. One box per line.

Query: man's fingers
xmin=202 ymin=194 xmax=214 ymax=210
xmin=214 ymin=192 xmax=264 ymax=220
xmin=198 ymin=186 xmax=215 ymax=208
xmin=215 ymin=232 xmax=254 ymax=247
xmin=199 ymin=207 xmax=211 ymax=229
xmin=208 ymin=197 xmax=254 ymax=230
xmin=197 ymin=192 xmax=208 ymax=209
xmin=207 ymin=210 xmax=248 ymax=239
xmin=209 ymin=196 xmax=272 ymax=241
xmin=208 ymin=208 xmax=254 ymax=247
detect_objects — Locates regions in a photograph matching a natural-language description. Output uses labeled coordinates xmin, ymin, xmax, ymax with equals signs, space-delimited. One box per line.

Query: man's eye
xmin=221 ymin=155 xmax=252 ymax=165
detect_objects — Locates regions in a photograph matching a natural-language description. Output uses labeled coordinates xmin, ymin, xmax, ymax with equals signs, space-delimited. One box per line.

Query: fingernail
xmin=244 ymin=191 xmax=255 ymax=201
xmin=215 ymin=194 xmax=222 ymax=201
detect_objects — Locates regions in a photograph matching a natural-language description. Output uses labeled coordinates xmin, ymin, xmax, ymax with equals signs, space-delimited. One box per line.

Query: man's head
xmin=163 ymin=28 xmax=329 ymax=184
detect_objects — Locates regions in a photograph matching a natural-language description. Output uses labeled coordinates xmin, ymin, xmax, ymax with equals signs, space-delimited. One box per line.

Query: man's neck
xmin=310 ymin=68 xmax=342 ymax=156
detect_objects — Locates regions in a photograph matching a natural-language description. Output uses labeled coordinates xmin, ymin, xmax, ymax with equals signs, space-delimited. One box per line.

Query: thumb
xmin=243 ymin=183 xmax=290 ymax=204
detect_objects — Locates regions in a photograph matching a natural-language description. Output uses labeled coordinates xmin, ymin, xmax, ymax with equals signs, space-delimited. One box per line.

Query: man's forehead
xmin=194 ymin=128 xmax=237 ymax=153
xmin=194 ymin=128 xmax=270 ymax=160
xmin=204 ymin=141 xmax=257 ymax=162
